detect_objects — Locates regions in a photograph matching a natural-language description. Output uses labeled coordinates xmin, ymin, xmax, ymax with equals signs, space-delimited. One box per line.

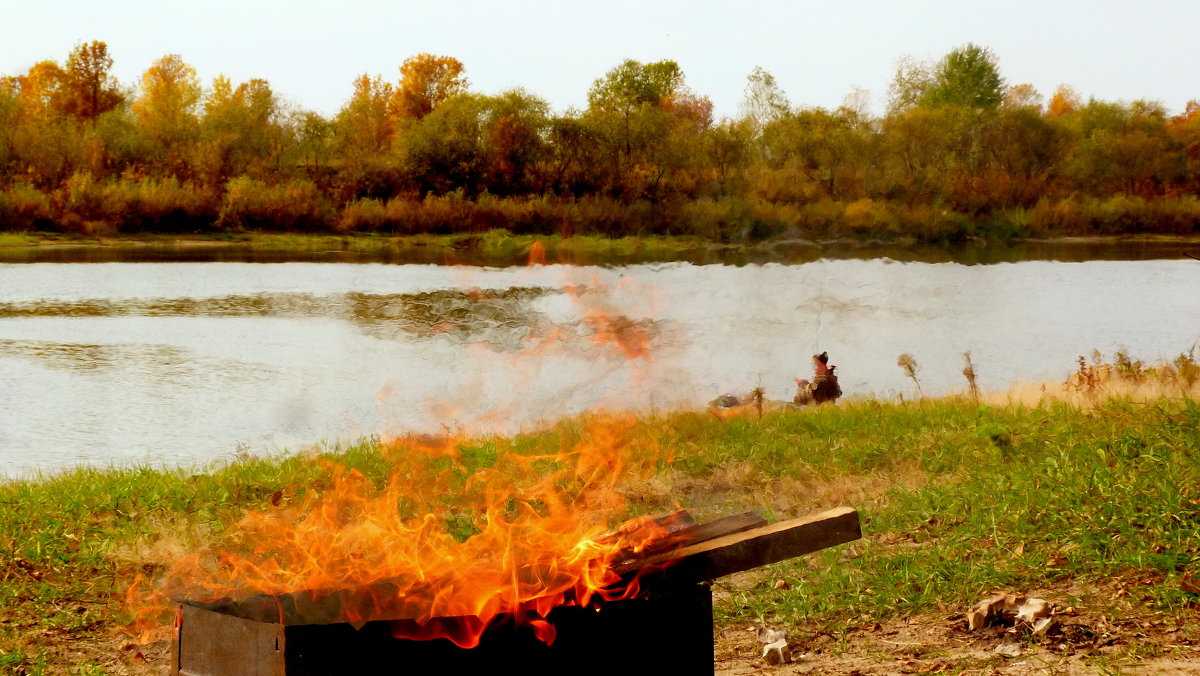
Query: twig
xmin=1186 ymin=252 xmax=1200 ymax=261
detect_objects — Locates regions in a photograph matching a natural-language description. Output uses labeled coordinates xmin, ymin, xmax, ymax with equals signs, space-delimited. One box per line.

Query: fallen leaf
xmin=1016 ymin=598 xmax=1051 ymax=623
xmin=967 ymin=593 xmax=1022 ymax=630
xmin=1032 ymin=617 xmax=1055 ymax=636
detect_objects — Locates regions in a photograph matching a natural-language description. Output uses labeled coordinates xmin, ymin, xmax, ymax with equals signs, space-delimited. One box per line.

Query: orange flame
xmin=128 ymin=414 xmax=673 ymax=648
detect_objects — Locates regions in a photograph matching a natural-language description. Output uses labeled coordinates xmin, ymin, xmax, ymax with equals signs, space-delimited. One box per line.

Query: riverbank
xmin=2 ymin=385 xmax=1198 ymax=673
xmin=2 ymin=229 xmax=1200 ymax=266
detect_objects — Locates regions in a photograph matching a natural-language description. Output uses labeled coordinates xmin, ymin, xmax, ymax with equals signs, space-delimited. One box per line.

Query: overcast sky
xmin=3 ymin=0 xmax=1198 ymax=119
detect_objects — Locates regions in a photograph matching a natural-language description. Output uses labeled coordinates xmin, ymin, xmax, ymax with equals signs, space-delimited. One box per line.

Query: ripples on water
xmin=1 ymin=258 xmax=1197 ymax=478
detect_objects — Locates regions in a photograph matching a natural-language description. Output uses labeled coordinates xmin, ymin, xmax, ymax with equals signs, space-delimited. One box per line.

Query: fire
xmin=130 ymin=348 xmax=676 ymax=644
xmin=129 ymin=414 xmax=670 ymax=647
xmin=128 ymin=258 xmax=676 ymax=647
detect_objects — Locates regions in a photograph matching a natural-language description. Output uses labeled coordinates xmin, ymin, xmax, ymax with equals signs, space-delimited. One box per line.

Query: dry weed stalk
xmin=1065 ymin=348 xmax=1199 ymax=395
xmin=962 ymin=351 xmax=980 ymax=403
xmin=897 ymin=353 xmax=923 ymax=398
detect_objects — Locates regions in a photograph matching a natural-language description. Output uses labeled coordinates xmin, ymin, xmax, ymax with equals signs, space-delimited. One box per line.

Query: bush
xmin=0 ymin=184 xmax=54 ymax=230
xmin=218 ymin=177 xmax=332 ymax=230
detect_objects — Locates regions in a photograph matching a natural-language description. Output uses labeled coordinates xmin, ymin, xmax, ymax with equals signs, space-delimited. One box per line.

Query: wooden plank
xmin=176 ymin=603 xmax=284 ymax=676
xmin=615 ymin=506 xmax=861 ymax=582
xmin=593 ymin=509 xmax=697 ymax=547
xmin=611 ymin=511 xmax=767 ymax=570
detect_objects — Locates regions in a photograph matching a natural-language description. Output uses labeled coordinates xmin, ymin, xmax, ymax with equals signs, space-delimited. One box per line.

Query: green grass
xmin=0 ymin=230 xmax=722 ymax=266
xmin=2 ymin=395 xmax=1199 ymax=672
xmin=0 ymin=233 xmax=38 ymax=248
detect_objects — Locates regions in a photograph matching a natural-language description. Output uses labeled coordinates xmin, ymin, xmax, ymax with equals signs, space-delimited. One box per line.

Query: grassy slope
xmin=2 ymin=395 xmax=1199 ymax=673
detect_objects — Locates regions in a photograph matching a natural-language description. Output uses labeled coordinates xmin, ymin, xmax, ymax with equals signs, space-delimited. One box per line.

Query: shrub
xmin=218 ymin=177 xmax=332 ymax=230
xmin=0 ymin=184 xmax=55 ymax=230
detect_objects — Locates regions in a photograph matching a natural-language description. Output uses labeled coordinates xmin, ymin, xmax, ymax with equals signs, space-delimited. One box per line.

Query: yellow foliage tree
xmin=390 ymin=54 xmax=468 ymax=121
xmin=1046 ymin=85 xmax=1081 ymax=118
xmin=133 ymin=54 xmax=201 ymax=145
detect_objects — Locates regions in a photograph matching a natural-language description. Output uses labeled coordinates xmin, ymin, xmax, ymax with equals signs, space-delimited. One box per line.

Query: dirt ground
xmin=7 ymin=602 xmax=1200 ymax=675
xmin=714 ymin=602 xmax=1200 ymax=675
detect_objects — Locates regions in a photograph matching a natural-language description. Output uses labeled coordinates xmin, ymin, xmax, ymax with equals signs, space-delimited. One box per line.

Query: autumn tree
xmin=333 ymin=74 xmax=399 ymax=198
xmin=763 ymin=107 xmax=870 ymax=198
xmin=587 ymin=59 xmax=684 ymax=115
xmin=8 ymin=61 xmax=69 ymax=119
xmin=132 ymin=54 xmax=201 ymax=174
xmin=1004 ymin=83 xmax=1042 ymax=112
xmin=702 ymin=118 xmax=754 ymax=196
xmin=740 ymin=66 xmax=790 ymax=129
xmin=197 ymin=76 xmax=281 ymax=185
xmin=335 ymin=74 xmax=395 ymax=156
xmin=62 ymin=41 xmax=123 ymax=121
xmin=0 ymin=86 xmax=18 ymax=177
xmin=3 ymin=61 xmax=86 ymax=186
xmin=481 ymin=89 xmax=550 ymax=194
xmin=1168 ymin=100 xmax=1200 ymax=187
xmin=1046 ymin=85 xmax=1081 ymax=118
xmin=389 ymin=54 xmax=468 ymax=121
xmin=543 ymin=115 xmax=607 ymax=196
xmin=1059 ymin=100 xmax=1179 ymax=195
xmin=887 ymin=56 xmax=934 ymax=113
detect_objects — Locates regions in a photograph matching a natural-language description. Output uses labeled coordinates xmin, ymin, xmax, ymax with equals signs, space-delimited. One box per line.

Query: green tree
xmin=922 ymin=43 xmax=1005 ymax=110
xmin=585 ymin=59 xmax=691 ymax=199
xmin=293 ymin=110 xmax=334 ymax=178
xmin=404 ymin=90 xmax=550 ymax=196
xmin=587 ymin=59 xmax=684 ymax=115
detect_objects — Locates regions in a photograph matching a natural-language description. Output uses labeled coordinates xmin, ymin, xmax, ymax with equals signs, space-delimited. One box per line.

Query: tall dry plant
xmin=897 ymin=353 xmax=923 ymax=398
xmin=962 ymin=351 xmax=980 ymax=403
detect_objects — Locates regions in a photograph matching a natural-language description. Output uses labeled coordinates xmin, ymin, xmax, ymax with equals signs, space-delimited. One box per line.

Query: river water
xmin=1 ymin=257 xmax=1198 ymax=478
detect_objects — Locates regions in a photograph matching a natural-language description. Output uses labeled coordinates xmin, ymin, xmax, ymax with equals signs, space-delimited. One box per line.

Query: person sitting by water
xmin=794 ymin=351 xmax=842 ymax=406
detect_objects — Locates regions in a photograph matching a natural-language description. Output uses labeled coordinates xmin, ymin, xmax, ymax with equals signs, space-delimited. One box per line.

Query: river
xmin=1 ymin=255 xmax=1197 ymax=477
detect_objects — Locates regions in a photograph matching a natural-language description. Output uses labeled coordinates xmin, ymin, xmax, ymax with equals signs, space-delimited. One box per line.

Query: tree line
xmin=1 ymin=41 xmax=1199 ymax=241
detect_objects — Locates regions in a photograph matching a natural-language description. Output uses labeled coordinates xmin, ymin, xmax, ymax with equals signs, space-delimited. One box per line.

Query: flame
xmin=128 ymin=415 xmax=673 ymax=648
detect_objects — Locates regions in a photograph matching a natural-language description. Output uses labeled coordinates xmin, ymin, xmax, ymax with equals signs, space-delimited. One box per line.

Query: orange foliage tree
xmin=390 ymin=54 xmax=468 ymax=121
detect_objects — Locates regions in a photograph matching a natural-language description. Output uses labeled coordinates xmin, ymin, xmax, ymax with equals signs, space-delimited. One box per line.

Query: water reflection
xmin=0 ymin=288 xmax=565 ymax=350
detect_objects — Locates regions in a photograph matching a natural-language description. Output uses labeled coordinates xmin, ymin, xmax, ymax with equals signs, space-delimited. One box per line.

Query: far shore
xmin=3 ymin=230 xmax=1199 ymax=265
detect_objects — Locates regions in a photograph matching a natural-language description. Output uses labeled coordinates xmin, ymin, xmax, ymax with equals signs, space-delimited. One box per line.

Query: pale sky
xmin=2 ymin=0 xmax=1198 ymax=119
